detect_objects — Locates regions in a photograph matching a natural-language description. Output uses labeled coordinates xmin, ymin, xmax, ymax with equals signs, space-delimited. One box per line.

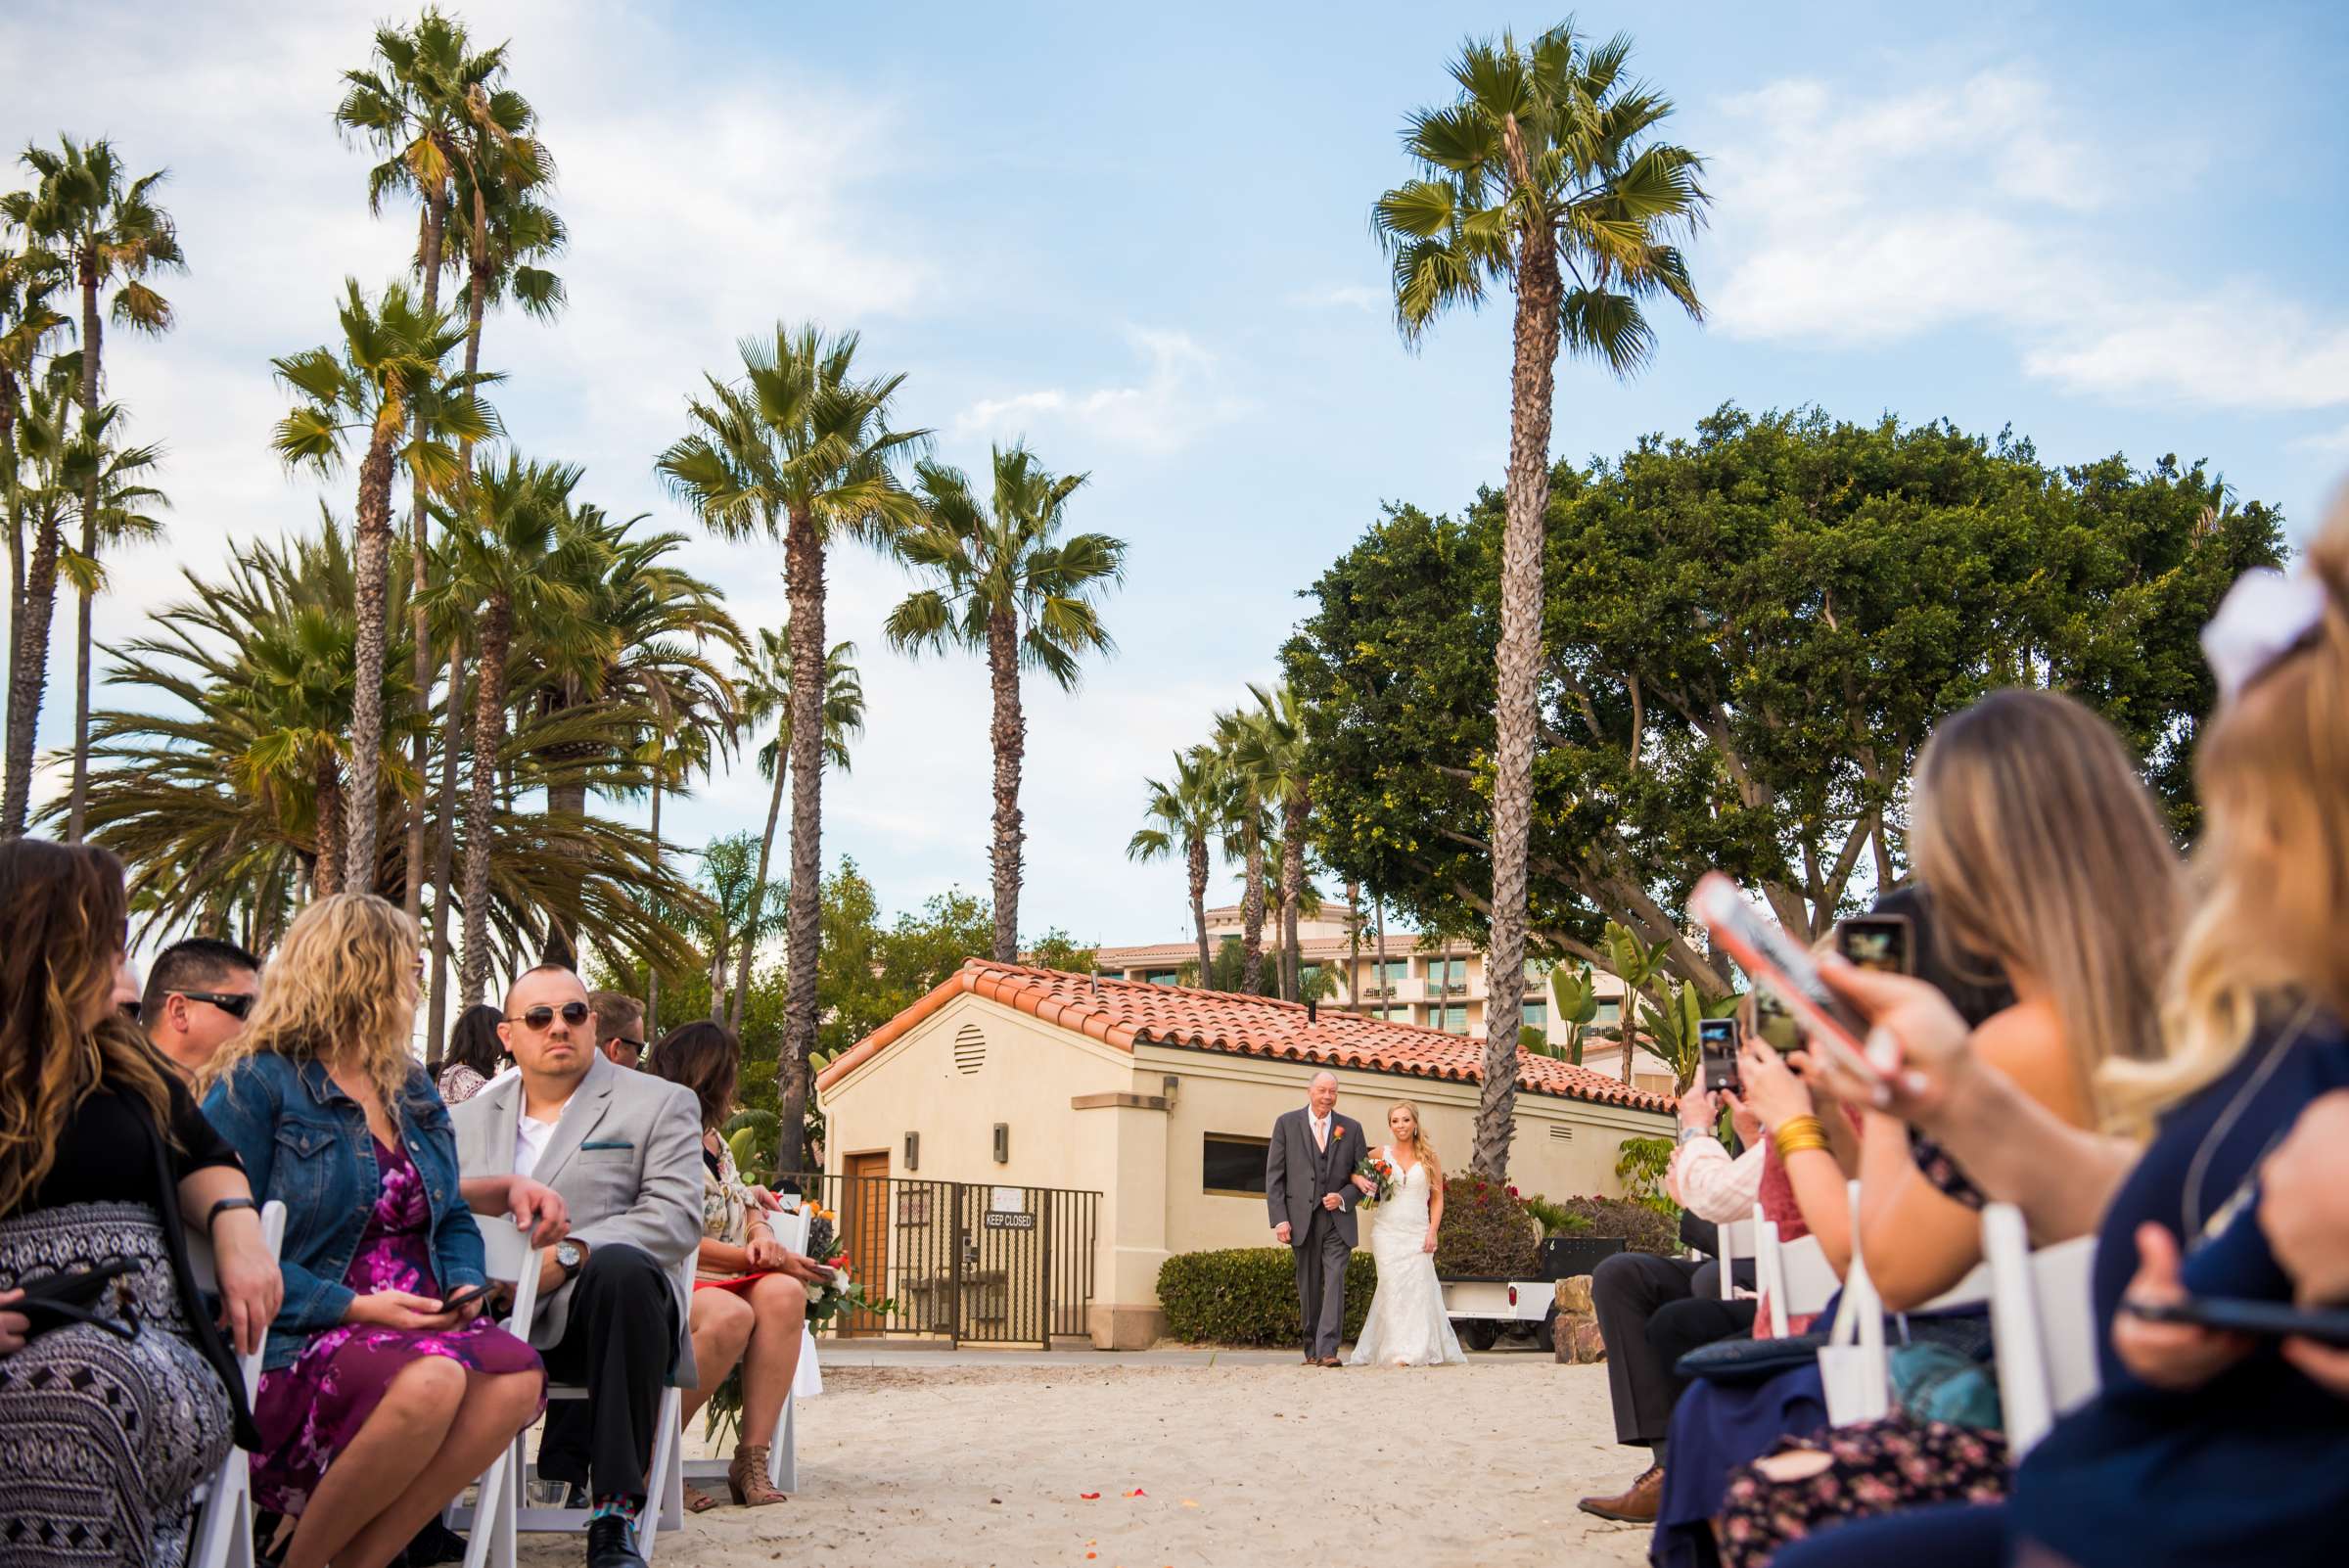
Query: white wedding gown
xmin=1347 ymin=1150 xmax=1468 ymax=1367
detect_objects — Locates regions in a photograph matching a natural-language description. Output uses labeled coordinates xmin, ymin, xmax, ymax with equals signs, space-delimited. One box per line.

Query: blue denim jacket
xmin=202 ymin=1053 xmax=488 ymax=1371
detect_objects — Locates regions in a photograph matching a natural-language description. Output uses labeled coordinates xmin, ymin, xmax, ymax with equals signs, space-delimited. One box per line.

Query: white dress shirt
xmin=513 ymin=1103 xmax=562 ymax=1178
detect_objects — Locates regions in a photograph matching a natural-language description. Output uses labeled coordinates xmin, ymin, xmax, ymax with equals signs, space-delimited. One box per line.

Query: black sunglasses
xmin=176 ymin=991 xmax=256 ymax=1022
xmin=507 ymin=1000 xmax=591 ymax=1031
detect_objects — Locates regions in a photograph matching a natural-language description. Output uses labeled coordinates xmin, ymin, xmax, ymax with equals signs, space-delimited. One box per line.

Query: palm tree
xmin=658 ymin=323 xmax=925 ymax=1169
xmin=1127 ymin=745 xmax=1223 ymax=983
xmin=57 ymin=405 xmax=167 ymax=821
xmin=12 ymin=137 xmax=184 ymax=842
xmin=1230 ymin=682 xmax=1312 ymax=1000
xmin=728 ymin=626 xmax=862 ymax=1032
xmin=886 ymin=443 xmax=1126 ymax=962
xmin=1211 ymin=706 xmax=1270 ymax=994
xmin=272 ymin=276 xmax=493 ymax=893
xmin=426 ymin=454 xmax=596 ymax=1002
xmin=1373 ymin=23 xmax=1708 ymax=1177
xmin=0 ymin=359 xmax=74 ymax=834
xmin=637 ymin=715 xmax=717 ymax=1037
xmin=0 ymin=225 xmax=67 ymax=820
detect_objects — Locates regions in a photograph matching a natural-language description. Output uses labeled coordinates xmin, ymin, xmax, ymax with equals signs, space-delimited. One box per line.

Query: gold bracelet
xmin=1773 ymin=1117 xmax=1830 ymax=1160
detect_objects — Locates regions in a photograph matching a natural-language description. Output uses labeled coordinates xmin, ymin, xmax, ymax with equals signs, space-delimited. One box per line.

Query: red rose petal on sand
xmin=1080 ymin=1493 xmax=1100 ymax=1500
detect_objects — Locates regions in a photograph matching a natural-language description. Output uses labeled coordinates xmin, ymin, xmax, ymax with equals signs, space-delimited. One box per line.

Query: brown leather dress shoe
xmin=1577 ymin=1463 xmax=1664 ymax=1523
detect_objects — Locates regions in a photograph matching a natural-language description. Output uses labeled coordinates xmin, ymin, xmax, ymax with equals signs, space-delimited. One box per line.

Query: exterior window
xmin=1436 ymin=1004 xmax=1469 ymax=1034
xmin=1382 ymin=1006 xmax=1413 ymax=1023
xmin=1203 ymin=1133 xmax=1269 ymax=1196
xmin=1427 ymin=956 xmax=1468 ymax=993
xmin=1379 ymin=959 xmax=1409 ymax=986
xmin=1143 ymin=969 xmax=1181 ymax=986
xmin=1595 ymin=997 xmax=1622 ymax=1024
xmin=1522 ymin=999 xmax=1548 ymax=1030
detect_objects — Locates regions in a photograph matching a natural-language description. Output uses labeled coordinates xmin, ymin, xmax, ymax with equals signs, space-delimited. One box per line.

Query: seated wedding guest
xmin=113 ymin=952 xmax=143 ymax=1020
xmin=589 ymin=991 xmax=647 ymax=1069
xmin=0 ymin=839 xmax=280 ymax=1566
xmin=644 ymin=1022 xmax=829 ymax=1510
xmin=1662 ymin=689 xmax=2185 ymax=1568
xmin=1783 ymin=514 xmax=2349 ymax=1568
xmin=1577 ymin=1068 xmax=1766 ymax=1524
xmin=202 ymin=894 xmax=549 ymax=1568
xmin=141 ymin=936 xmax=262 ymax=1079
xmin=453 ymin=964 xmax=703 ymax=1568
xmin=438 ymin=1002 xmax=508 ymax=1106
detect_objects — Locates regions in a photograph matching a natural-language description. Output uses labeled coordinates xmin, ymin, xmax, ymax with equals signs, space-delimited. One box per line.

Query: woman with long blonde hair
xmin=1787 ymin=499 xmax=2349 ymax=1568
xmin=1345 ymin=1099 xmax=1466 ymax=1367
xmin=202 ymin=894 xmax=547 ymax=1568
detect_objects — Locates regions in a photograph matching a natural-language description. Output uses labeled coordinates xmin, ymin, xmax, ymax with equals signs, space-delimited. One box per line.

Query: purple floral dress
xmin=251 ymin=1138 xmax=545 ymax=1514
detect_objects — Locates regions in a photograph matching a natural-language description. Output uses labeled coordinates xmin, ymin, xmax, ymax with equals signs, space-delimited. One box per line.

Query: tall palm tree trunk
xmin=426 ymin=643 xmax=465 ymax=1064
xmin=775 ymin=507 xmax=826 ymax=1174
xmin=65 ymin=250 xmax=100 ymax=843
xmin=1471 ymin=222 xmax=1565 ymax=1180
xmin=986 ymin=607 xmax=1023 ymax=964
xmin=313 ymin=754 xmax=346 ymax=894
xmin=2 ymin=376 xmax=23 ymax=826
xmin=343 ymin=419 xmax=399 ymax=892
xmin=459 ymin=598 xmax=509 ymax=1004
xmin=1239 ymin=821 xmax=1266 ymax=994
xmin=2 ymin=513 xmax=60 ymax=835
xmin=729 ymin=749 xmax=787 ymax=1033
xmin=1346 ymin=879 xmax=1360 ymax=1013
xmin=404 ymin=190 xmax=448 ymax=926
xmin=1186 ymin=830 xmax=1211 ymax=983
xmin=1281 ymin=798 xmax=1306 ymax=1001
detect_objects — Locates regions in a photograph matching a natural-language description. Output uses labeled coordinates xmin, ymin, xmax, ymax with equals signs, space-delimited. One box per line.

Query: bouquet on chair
xmin=1355 ymin=1153 xmax=1397 ymax=1207
xmin=802 ymin=1249 xmax=894 ymax=1327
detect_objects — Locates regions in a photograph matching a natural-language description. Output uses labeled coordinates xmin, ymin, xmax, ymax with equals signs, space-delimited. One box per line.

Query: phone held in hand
xmin=1836 ymin=913 xmax=1915 ymax=977
xmin=2123 ymin=1295 xmax=2349 ymax=1349
xmin=1699 ymin=1016 xmax=1743 ymax=1097
xmin=1753 ymin=989 xmax=1802 ymax=1054
xmin=437 ymin=1283 xmax=493 ymax=1316
xmin=1687 ymin=873 xmax=1884 ymax=1088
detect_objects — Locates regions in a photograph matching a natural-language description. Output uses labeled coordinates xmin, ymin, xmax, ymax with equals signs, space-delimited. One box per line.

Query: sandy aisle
xmin=512 ymin=1358 xmax=1650 ymax=1568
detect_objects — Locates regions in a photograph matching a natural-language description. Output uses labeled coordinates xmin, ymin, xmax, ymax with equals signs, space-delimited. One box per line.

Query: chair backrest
xmin=1712 ymin=1220 xmax=1756 ymax=1301
xmin=1819 ymin=1179 xmax=1890 ymax=1425
xmin=186 ymin=1200 xmax=287 ymax=1401
xmin=771 ymin=1206 xmax=811 ymax=1254
xmin=1774 ymin=1233 xmax=1841 ymax=1320
xmin=474 ymin=1216 xmax=545 ymax=1342
xmin=1983 ymin=1203 xmax=2100 ymax=1456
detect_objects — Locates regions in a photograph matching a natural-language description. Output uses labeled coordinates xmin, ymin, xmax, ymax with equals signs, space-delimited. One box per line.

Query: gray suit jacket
xmin=451 ymin=1050 xmax=705 ymax=1383
xmin=1265 ymin=1107 xmax=1370 ymax=1247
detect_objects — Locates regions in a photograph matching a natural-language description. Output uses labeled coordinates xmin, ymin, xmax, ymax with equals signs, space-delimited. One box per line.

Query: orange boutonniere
xmin=1333 ymin=1125 xmax=1346 ymax=1140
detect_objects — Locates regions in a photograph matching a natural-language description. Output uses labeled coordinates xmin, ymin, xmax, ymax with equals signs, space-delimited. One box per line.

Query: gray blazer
xmin=451 ymin=1050 xmax=705 ymax=1382
xmin=1265 ymin=1107 xmax=1370 ymax=1247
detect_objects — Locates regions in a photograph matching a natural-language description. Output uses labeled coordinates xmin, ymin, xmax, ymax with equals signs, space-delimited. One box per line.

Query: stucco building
xmin=814 ymin=960 xmax=1676 ymax=1349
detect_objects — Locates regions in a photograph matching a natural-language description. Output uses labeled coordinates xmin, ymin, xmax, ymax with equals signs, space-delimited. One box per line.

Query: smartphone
xmin=1687 ymin=873 xmax=1882 ymax=1087
xmin=2122 ymin=1295 xmax=2349 ymax=1349
xmin=1698 ymin=1017 xmax=1742 ymax=1097
xmin=437 ymin=1283 xmax=494 ymax=1316
xmin=1753 ymin=989 xmax=1802 ymax=1053
xmin=1837 ymin=915 xmax=1914 ymax=977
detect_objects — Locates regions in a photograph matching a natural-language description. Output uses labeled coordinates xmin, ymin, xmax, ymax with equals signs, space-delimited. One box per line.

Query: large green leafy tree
xmin=273 ymin=277 xmax=493 ymax=894
xmin=10 ymin=137 xmax=185 ymax=842
xmin=1373 ymin=22 xmax=1708 ymax=1178
xmin=1290 ymin=407 xmax=2288 ymax=1011
xmin=887 ymin=443 xmax=1126 ymax=962
xmin=658 ymin=323 xmax=925 ymax=1170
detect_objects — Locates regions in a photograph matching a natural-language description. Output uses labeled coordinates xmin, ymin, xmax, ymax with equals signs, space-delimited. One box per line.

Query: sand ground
xmin=510 ymin=1351 xmax=1651 ymax=1568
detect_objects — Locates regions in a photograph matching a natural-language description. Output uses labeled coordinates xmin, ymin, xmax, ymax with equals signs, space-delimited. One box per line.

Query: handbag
xmin=11 ymin=1258 xmax=138 ymax=1343
xmin=1677 ymin=1329 xmax=1829 ymax=1386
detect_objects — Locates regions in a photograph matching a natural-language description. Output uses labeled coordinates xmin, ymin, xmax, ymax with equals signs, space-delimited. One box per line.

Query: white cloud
xmin=1288 ymin=283 xmax=1385 ymax=312
xmin=2288 ymin=422 xmax=2349 ymax=456
xmin=950 ymin=327 xmax=1251 ymax=454
xmin=1708 ymin=65 xmax=2349 ymax=414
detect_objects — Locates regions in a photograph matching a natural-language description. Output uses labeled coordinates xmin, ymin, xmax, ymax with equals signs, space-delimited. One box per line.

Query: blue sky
xmin=6 ymin=0 xmax=2346 ymax=956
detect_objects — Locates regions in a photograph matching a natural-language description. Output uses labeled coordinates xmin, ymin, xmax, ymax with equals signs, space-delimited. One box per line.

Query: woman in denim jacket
xmin=203 ymin=895 xmax=547 ymax=1568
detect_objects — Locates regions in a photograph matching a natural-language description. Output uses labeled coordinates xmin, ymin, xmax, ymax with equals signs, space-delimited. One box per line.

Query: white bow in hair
xmin=2200 ymin=567 xmax=2328 ymax=702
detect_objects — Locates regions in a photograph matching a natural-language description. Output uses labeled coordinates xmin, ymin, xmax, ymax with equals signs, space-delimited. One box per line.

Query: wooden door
xmin=839 ymin=1152 xmax=890 ymax=1336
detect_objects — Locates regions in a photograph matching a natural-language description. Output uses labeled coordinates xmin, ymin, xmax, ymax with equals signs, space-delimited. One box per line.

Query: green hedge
xmin=1157 ymin=1248 xmax=1379 ymax=1345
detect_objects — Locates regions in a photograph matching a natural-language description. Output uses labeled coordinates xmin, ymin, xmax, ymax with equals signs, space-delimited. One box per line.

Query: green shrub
xmin=1558 ymin=1194 xmax=1679 ymax=1256
xmin=1615 ymin=1135 xmax=1676 ymax=1201
xmin=1156 ymin=1248 xmax=1378 ymax=1345
xmin=1521 ymin=1193 xmax=1589 ymax=1237
xmin=1433 ymin=1173 xmax=1542 ymax=1277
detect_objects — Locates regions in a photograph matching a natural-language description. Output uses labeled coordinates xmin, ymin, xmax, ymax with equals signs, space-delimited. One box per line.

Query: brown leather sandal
xmin=680 ymin=1480 xmax=721 ymax=1513
xmin=728 ymin=1444 xmax=788 ymax=1506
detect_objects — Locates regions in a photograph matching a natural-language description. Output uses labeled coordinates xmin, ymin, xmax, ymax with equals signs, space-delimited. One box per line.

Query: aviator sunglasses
xmin=507 ymin=1000 xmax=591 ymax=1031
xmin=175 ymin=991 xmax=257 ymax=1022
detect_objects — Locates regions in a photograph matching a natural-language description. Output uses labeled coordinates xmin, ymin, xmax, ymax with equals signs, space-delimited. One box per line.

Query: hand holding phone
xmin=1698 ymin=1017 xmax=1743 ymax=1099
xmin=1836 ymin=915 xmax=1914 ymax=977
xmin=437 ymin=1283 xmax=493 ymax=1317
xmin=2122 ymin=1295 xmax=2349 ymax=1350
xmin=1688 ymin=875 xmax=1883 ymax=1090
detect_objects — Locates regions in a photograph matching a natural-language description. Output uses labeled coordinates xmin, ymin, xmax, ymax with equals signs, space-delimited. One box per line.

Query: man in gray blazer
xmin=1266 ymin=1071 xmax=1375 ymax=1365
xmin=454 ymin=963 xmax=702 ymax=1568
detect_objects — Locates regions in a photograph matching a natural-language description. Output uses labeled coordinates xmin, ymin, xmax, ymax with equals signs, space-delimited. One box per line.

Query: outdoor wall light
xmin=903 ymin=1131 xmax=919 ymax=1171
xmin=1162 ymin=1074 xmax=1181 ymax=1106
xmin=992 ymin=1123 xmax=1010 ymax=1164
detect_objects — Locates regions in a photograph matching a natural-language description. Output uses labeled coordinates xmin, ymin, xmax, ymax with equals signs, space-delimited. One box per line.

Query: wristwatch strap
xmin=206 ymin=1196 xmax=259 ymax=1232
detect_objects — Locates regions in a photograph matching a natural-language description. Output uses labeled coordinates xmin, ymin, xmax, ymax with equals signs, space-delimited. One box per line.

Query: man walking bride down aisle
xmin=1265 ymin=1074 xmax=1466 ymax=1369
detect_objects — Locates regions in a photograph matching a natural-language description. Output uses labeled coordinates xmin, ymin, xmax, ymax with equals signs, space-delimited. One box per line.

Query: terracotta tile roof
xmin=816 ymin=960 xmax=1675 ymax=1114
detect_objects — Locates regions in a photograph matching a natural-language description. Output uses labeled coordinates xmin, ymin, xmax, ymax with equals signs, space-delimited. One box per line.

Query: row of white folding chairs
xmin=188 ymin=1200 xmax=290 ymax=1568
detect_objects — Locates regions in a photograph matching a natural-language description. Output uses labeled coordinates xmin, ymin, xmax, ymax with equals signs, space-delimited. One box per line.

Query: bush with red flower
xmin=1431 ymin=1173 xmax=1542 ymax=1278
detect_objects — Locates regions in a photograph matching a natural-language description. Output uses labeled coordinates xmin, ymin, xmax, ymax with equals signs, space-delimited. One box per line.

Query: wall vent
xmin=953 ymin=1024 xmax=987 ymax=1075
xmin=1548 ymin=1124 xmax=1574 ymax=1141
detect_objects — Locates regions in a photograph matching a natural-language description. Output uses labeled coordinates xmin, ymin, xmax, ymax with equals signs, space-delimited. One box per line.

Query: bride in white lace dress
xmin=1348 ymin=1102 xmax=1468 ymax=1367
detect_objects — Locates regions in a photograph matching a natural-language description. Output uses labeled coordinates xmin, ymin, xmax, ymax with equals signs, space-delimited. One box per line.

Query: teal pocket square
xmin=580 ymin=1139 xmax=634 ymax=1151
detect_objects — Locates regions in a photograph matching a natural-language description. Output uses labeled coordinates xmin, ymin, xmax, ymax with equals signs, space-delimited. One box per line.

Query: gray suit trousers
xmin=1294 ymin=1207 xmax=1351 ymax=1360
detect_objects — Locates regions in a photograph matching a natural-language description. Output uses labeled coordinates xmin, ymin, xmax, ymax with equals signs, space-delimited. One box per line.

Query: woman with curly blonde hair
xmin=203 ymin=894 xmax=548 ymax=1568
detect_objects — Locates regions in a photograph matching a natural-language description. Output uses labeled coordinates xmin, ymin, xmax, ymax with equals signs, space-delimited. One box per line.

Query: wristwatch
xmin=1677 ymin=1125 xmax=1712 ymax=1146
xmin=554 ymin=1240 xmax=586 ymax=1281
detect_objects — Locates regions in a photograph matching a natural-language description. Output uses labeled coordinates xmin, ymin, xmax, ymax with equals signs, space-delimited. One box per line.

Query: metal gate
xmin=786 ymin=1175 xmax=1099 ymax=1349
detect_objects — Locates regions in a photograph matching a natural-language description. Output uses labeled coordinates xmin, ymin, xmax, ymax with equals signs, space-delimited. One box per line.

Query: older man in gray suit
xmin=1267 ymin=1070 xmax=1376 ymax=1366
xmin=454 ymin=963 xmax=702 ymax=1568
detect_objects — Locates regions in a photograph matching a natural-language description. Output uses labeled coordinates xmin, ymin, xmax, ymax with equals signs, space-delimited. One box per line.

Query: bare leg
xmin=281 ymin=1357 xmax=468 ymax=1568
xmin=738 ymin=1273 xmax=806 ymax=1447
xmin=331 ymin=1369 xmax=544 ymax=1568
xmin=677 ymin=1287 xmax=755 ymax=1427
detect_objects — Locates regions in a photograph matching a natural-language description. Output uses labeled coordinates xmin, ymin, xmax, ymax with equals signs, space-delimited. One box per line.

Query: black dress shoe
xmin=584 ymin=1515 xmax=646 ymax=1568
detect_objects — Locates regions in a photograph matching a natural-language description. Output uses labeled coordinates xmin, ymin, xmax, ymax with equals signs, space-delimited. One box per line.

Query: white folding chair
xmin=1983 ymin=1203 xmax=2100 ymax=1457
xmin=445 ymin=1221 xmax=685 ymax=1568
xmin=1818 ymin=1181 xmax=1891 ymax=1425
xmin=1710 ymin=1219 xmax=1757 ymax=1302
xmin=680 ymin=1204 xmax=809 ymax=1498
xmin=188 ymin=1200 xmax=289 ymax=1568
